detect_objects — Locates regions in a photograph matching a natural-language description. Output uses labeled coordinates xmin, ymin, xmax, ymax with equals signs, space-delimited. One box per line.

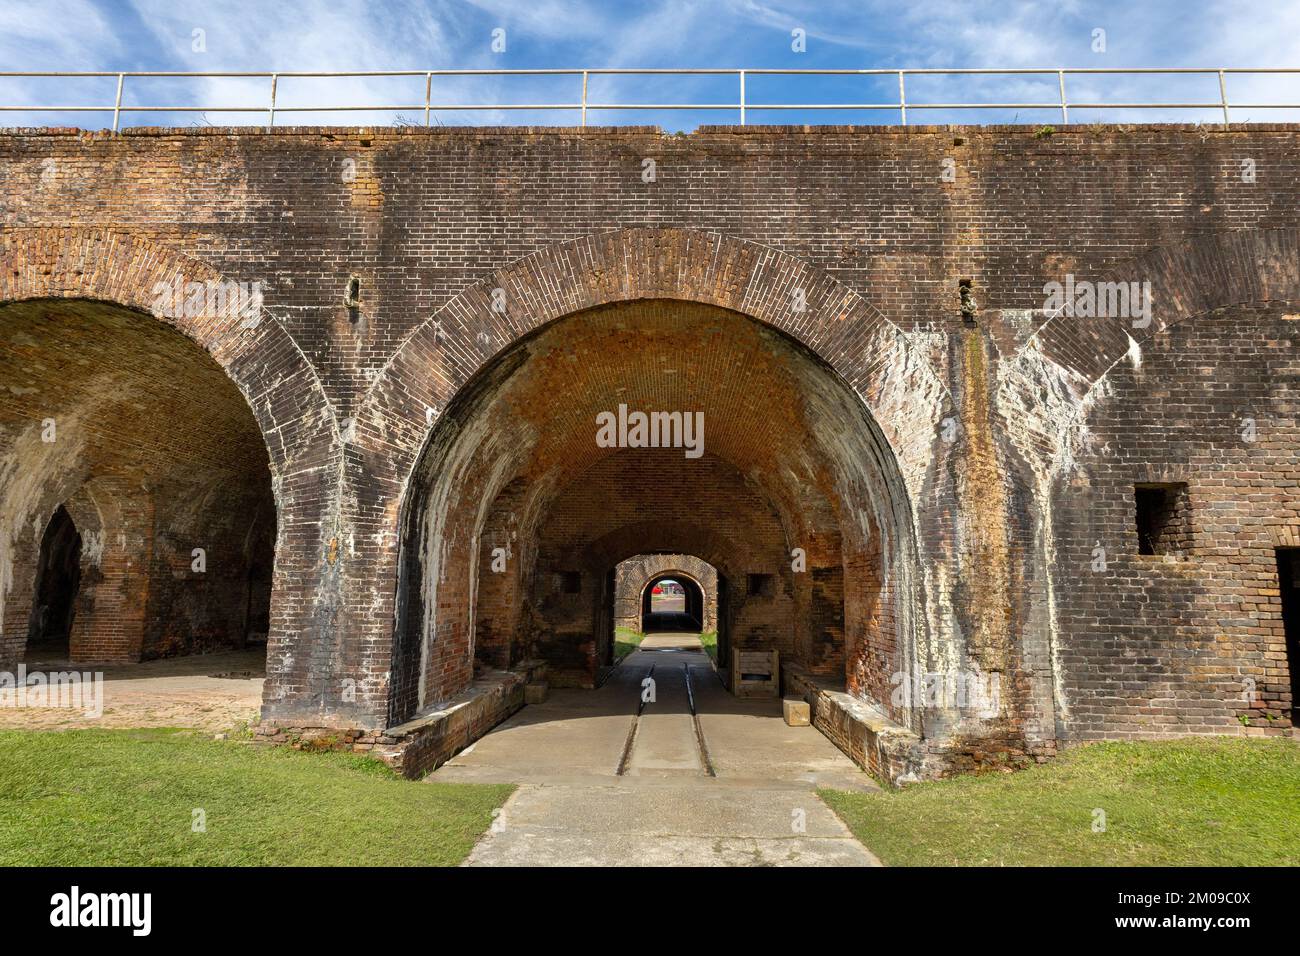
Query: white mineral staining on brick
xmin=1124 ymin=332 xmax=1143 ymax=370
xmin=5 ymin=128 xmax=1298 ymax=779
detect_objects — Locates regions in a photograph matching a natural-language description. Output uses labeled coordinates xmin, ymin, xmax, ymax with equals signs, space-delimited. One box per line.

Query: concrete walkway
xmin=430 ymin=633 xmax=881 ymax=867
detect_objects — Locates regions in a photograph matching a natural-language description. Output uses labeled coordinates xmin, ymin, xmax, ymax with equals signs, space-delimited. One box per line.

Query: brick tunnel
xmin=0 ymin=299 xmax=276 ymax=667
xmin=389 ymin=299 xmax=916 ymax=724
xmin=614 ymin=554 xmax=718 ymax=636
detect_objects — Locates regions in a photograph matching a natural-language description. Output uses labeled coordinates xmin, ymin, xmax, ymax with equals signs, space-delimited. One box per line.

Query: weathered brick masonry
xmin=2 ymin=123 xmax=1298 ymax=782
xmin=614 ymin=553 xmax=717 ymax=634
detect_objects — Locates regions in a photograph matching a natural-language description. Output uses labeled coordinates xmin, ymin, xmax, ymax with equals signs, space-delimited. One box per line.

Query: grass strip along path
xmin=821 ymin=738 xmax=1300 ymax=866
xmin=0 ymin=728 xmax=512 ymax=866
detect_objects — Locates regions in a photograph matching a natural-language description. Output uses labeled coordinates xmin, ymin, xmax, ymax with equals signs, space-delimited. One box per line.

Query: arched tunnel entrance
xmin=392 ymin=298 xmax=917 ymax=739
xmin=640 ymin=574 xmax=704 ymax=634
xmin=28 ymin=505 xmax=82 ymax=658
xmin=616 ymin=555 xmax=718 ymax=639
xmin=0 ymin=299 xmax=278 ymax=669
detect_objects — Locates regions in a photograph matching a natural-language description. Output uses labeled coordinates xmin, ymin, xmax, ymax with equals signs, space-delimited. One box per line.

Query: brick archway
xmin=616 ymin=555 xmax=718 ymax=633
xmin=0 ymin=227 xmax=339 ymax=473
xmin=639 ymin=570 xmax=707 ymax=632
xmin=0 ymin=228 xmax=341 ymax=710
xmin=353 ymin=227 xmax=952 ymax=494
xmin=340 ymin=229 xmax=954 ymax=732
xmin=638 ymin=569 xmax=708 ymax=608
xmin=374 ymin=304 xmax=939 ymax=744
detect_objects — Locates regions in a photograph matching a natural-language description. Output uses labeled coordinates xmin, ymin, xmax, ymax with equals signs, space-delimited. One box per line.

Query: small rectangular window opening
xmin=1134 ymin=482 xmax=1190 ymax=556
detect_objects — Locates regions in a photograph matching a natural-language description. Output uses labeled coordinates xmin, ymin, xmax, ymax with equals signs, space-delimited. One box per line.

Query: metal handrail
xmin=0 ymin=67 xmax=1298 ymax=131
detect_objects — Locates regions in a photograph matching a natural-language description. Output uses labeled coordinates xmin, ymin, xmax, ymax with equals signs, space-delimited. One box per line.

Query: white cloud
xmin=2 ymin=0 xmax=1298 ymax=128
xmin=0 ymin=0 xmax=121 ymax=63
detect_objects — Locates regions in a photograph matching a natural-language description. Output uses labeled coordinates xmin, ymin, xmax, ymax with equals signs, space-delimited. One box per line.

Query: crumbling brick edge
xmin=783 ymin=665 xmax=1056 ymax=786
xmin=784 ymin=666 xmax=927 ymax=785
xmin=254 ymin=660 xmax=548 ymax=779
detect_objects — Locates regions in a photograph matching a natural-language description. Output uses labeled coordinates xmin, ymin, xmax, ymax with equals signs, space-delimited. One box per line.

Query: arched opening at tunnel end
xmin=26 ymin=505 xmax=82 ymax=660
xmin=641 ymin=575 xmax=704 ymax=634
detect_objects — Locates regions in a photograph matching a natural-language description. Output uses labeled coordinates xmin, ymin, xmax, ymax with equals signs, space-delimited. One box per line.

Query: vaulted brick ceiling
xmin=0 ymin=300 xmax=271 ymax=492
xmin=412 ymin=299 xmax=907 ymax=569
xmin=0 ymin=300 xmax=277 ymax=659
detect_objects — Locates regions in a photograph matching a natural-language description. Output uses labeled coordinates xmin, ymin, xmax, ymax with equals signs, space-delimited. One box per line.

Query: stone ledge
xmin=256 ymin=660 xmax=548 ymax=779
xmin=783 ymin=665 xmax=926 ymax=786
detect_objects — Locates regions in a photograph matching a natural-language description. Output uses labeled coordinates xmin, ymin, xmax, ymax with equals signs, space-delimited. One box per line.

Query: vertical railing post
xmin=1218 ymin=69 xmax=1230 ymax=129
xmin=17 ymin=65 xmax=1280 ymax=133
xmin=112 ymin=72 xmax=124 ymax=132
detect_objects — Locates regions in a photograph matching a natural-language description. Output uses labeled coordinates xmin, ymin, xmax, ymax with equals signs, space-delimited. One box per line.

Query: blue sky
xmin=1 ymin=0 xmax=1297 ymax=129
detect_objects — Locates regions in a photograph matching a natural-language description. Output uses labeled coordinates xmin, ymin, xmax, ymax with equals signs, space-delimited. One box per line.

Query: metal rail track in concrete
xmin=682 ymin=662 xmax=716 ymax=778
xmin=614 ymin=661 xmax=652 ymax=776
xmin=615 ymin=649 xmax=718 ymax=778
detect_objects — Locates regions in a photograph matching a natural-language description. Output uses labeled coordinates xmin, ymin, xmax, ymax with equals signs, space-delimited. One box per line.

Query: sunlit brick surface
xmin=2 ymin=124 xmax=1299 ymax=780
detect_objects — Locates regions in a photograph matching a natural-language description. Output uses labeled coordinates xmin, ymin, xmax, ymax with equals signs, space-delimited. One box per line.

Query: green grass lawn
xmin=0 ymin=728 xmax=513 ymax=866
xmin=821 ymin=738 xmax=1300 ymax=866
xmin=697 ymin=631 xmax=718 ymax=661
xmin=614 ymin=627 xmax=644 ymax=661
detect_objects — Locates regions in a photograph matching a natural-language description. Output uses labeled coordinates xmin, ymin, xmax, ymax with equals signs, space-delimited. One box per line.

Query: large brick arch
xmin=353 ymin=227 xmax=952 ymax=496
xmin=0 ymin=227 xmax=340 ymax=473
xmin=0 ymin=227 xmax=343 ymax=712
xmin=338 ymin=228 xmax=956 ymax=730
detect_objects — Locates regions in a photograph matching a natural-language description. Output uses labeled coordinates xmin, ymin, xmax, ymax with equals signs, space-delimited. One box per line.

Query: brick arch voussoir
xmin=61 ymin=484 xmax=107 ymax=544
xmin=637 ymin=567 xmax=709 ymax=600
xmin=0 ymin=226 xmax=340 ymax=478
xmin=355 ymin=228 xmax=951 ymax=496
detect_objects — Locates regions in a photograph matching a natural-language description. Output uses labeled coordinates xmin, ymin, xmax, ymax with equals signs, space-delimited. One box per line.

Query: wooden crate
xmin=730 ymin=648 xmax=779 ymax=698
